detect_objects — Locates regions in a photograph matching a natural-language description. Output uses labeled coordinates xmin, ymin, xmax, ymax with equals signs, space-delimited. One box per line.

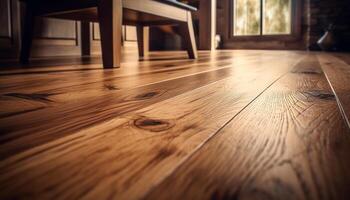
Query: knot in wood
xmin=291 ymin=69 xmax=322 ymax=74
xmin=134 ymin=117 xmax=175 ymax=132
xmin=303 ymin=90 xmax=335 ymax=100
xmin=135 ymin=91 xmax=159 ymax=100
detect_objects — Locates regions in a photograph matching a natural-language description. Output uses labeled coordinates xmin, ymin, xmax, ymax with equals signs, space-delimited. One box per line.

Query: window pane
xmin=263 ymin=0 xmax=292 ymax=35
xmin=233 ymin=0 xmax=261 ymax=36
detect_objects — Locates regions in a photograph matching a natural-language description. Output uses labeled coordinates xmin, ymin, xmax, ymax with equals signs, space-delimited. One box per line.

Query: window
xmin=233 ymin=0 xmax=292 ymax=36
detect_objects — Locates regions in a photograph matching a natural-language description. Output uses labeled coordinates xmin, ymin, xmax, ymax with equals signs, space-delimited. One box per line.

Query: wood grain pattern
xmin=0 ymin=52 xmax=295 ymax=158
xmin=0 ymin=51 xmax=302 ymax=200
xmin=0 ymin=52 xmax=291 ymax=130
xmin=317 ymin=53 xmax=350 ymax=128
xmin=144 ymin=54 xmax=350 ymax=200
xmin=0 ymin=51 xmax=283 ymax=117
xmin=0 ymin=50 xmax=349 ymax=200
xmin=0 ymin=64 xmax=237 ymax=157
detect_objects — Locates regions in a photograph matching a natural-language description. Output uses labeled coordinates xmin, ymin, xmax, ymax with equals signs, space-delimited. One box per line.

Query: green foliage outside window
xmin=233 ymin=0 xmax=292 ymax=36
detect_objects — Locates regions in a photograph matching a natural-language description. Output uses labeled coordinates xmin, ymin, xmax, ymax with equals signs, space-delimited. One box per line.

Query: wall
xmin=0 ymin=0 xmax=82 ymax=59
xmin=308 ymin=0 xmax=350 ymax=51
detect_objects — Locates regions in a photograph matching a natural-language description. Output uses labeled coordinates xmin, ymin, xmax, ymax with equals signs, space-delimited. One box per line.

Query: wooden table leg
xmin=81 ymin=21 xmax=91 ymax=57
xmin=136 ymin=26 xmax=149 ymax=58
xmin=179 ymin=11 xmax=198 ymax=59
xmin=19 ymin=4 xmax=35 ymax=64
xmin=98 ymin=0 xmax=122 ymax=68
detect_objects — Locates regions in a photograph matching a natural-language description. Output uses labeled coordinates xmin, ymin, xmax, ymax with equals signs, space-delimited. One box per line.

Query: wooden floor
xmin=0 ymin=49 xmax=350 ymax=200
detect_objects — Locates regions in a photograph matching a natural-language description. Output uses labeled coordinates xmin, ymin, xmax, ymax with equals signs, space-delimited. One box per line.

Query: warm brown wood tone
xmin=98 ymin=0 xmax=122 ymax=68
xmin=0 ymin=51 xmax=288 ymax=160
xmin=0 ymin=50 xmax=349 ymax=200
xmin=136 ymin=26 xmax=149 ymax=58
xmin=81 ymin=21 xmax=91 ymax=56
xmin=19 ymin=0 xmax=198 ymax=68
xmin=318 ymin=53 xmax=350 ymax=128
xmin=179 ymin=11 xmax=198 ymax=59
xmin=19 ymin=3 xmax=35 ymax=64
xmin=144 ymin=54 xmax=350 ymax=200
xmin=198 ymin=0 xmax=216 ymax=50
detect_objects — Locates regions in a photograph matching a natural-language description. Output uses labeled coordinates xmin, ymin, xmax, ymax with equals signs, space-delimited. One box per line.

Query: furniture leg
xmin=179 ymin=11 xmax=198 ymax=59
xmin=136 ymin=26 xmax=149 ymax=58
xmin=19 ymin=4 xmax=35 ymax=64
xmin=80 ymin=21 xmax=91 ymax=56
xmin=98 ymin=0 xmax=122 ymax=68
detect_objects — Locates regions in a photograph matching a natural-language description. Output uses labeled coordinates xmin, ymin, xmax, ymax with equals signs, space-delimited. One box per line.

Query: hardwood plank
xmin=0 ymin=51 xmax=282 ymax=124
xmin=333 ymin=53 xmax=350 ymax=65
xmin=0 ymin=54 xmax=235 ymax=116
xmin=0 ymin=94 xmax=47 ymax=118
xmin=317 ymin=53 xmax=350 ymax=128
xmin=143 ymin=54 xmax=350 ymax=200
xmin=0 ymin=52 xmax=302 ymax=158
xmin=0 ymin=50 xmax=289 ymax=76
xmin=0 ymin=52 xmax=283 ymax=118
xmin=0 ymin=65 xmax=235 ymax=157
xmin=0 ymin=55 xmax=236 ymax=94
xmin=0 ymin=51 xmax=257 ymax=89
xmin=0 ymin=54 xmax=302 ymax=200
xmin=0 ymin=52 xmax=235 ymax=92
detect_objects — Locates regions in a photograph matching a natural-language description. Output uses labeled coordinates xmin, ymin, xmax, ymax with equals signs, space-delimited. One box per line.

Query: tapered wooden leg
xmin=80 ymin=21 xmax=91 ymax=56
xmin=19 ymin=4 xmax=35 ymax=64
xmin=136 ymin=26 xmax=149 ymax=58
xmin=98 ymin=0 xmax=122 ymax=68
xmin=179 ymin=11 xmax=198 ymax=59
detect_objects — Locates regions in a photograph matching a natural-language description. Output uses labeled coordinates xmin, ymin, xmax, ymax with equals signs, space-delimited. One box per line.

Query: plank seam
xmin=318 ymin=55 xmax=350 ymax=130
xmin=141 ymin=64 xmax=296 ymax=199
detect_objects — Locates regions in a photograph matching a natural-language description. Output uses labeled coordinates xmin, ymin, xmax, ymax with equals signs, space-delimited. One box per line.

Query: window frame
xmin=228 ymin=0 xmax=302 ymax=41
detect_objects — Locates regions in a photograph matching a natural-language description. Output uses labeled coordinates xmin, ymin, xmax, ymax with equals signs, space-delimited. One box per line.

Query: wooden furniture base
xmin=19 ymin=0 xmax=198 ymax=68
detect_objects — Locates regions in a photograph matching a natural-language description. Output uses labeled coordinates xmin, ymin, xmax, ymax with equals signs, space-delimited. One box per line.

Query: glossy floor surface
xmin=0 ymin=49 xmax=350 ymax=200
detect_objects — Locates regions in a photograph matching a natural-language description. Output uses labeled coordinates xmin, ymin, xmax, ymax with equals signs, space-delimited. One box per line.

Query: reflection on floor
xmin=0 ymin=50 xmax=350 ymax=200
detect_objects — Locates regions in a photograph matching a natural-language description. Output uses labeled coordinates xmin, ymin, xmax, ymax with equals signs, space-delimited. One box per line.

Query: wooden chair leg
xmin=80 ymin=21 xmax=91 ymax=56
xmin=136 ymin=26 xmax=149 ymax=58
xmin=98 ymin=0 xmax=122 ymax=68
xmin=19 ymin=4 xmax=35 ymax=64
xmin=179 ymin=11 xmax=198 ymax=59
